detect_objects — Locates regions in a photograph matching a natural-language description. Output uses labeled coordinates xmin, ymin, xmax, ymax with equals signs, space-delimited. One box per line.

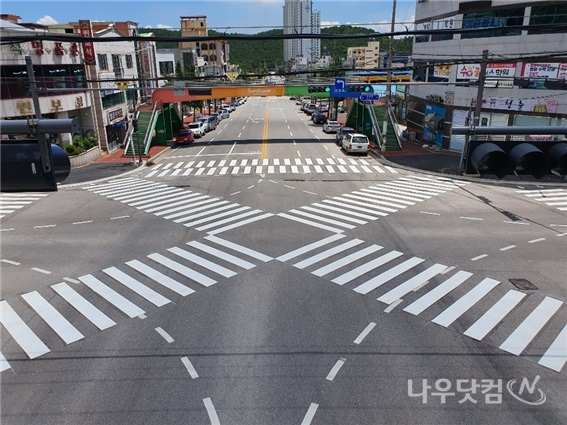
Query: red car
xmin=175 ymin=128 xmax=194 ymax=145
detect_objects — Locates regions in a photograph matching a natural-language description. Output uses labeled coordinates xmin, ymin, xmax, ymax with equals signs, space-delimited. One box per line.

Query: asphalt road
xmin=1 ymin=97 xmax=566 ymax=424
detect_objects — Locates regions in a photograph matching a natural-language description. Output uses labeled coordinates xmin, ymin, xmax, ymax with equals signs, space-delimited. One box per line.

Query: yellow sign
xmin=115 ymin=81 xmax=129 ymax=91
xmin=225 ymin=72 xmax=239 ymax=82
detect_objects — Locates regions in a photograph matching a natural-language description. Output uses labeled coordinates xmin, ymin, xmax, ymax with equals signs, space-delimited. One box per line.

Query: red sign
xmin=54 ymin=42 xmax=64 ymax=56
xmin=31 ymin=40 xmax=44 ymax=56
xmin=79 ymin=20 xmax=96 ymax=65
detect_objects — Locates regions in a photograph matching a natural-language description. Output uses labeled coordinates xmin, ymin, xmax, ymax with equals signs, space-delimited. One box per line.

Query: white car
xmin=323 ymin=121 xmax=341 ymax=133
xmin=341 ymin=133 xmax=370 ymax=154
xmin=219 ymin=109 xmax=230 ymax=120
xmin=188 ymin=121 xmax=206 ymax=138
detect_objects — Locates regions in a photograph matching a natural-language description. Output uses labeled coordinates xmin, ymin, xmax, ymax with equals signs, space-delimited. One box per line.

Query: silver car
xmin=323 ymin=121 xmax=341 ymax=133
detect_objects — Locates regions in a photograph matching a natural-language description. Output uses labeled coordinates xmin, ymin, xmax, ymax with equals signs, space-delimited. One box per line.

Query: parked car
xmin=205 ymin=115 xmax=218 ymax=130
xmin=323 ymin=121 xmax=341 ymax=133
xmin=304 ymin=104 xmax=318 ymax=115
xmin=188 ymin=121 xmax=206 ymax=138
xmin=197 ymin=117 xmax=210 ymax=132
xmin=341 ymin=133 xmax=370 ymax=154
xmin=219 ymin=109 xmax=230 ymax=120
xmin=312 ymin=112 xmax=328 ymax=124
xmin=319 ymin=105 xmax=329 ymax=113
xmin=335 ymin=126 xmax=356 ymax=144
xmin=210 ymin=112 xmax=220 ymax=122
xmin=174 ymin=128 xmax=195 ymax=145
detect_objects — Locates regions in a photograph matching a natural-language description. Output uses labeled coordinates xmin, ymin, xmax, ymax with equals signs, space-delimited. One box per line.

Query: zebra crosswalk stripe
xmin=79 ymin=274 xmax=145 ymax=318
xmin=21 ymin=291 xmax=84 ymax=344
xmin=353 ymin=257 xmax=424 ymax=294
xmin=312 ymin=245 xmax=383 ymax=277
xmin=147 ymin=253 xmax=217 ymax=287
xmin=186 ymin=241 xmax=256 ymax=270
xmin=126 ymin=260 xmax=195 ymax=296
xmin=0 ymin=300 xmax=50 ymax=359
xmin=377 ymin=263 xmax=447 ymax=305
xmin=538 ymin=324 xmax=567 ymax=372
xmin=277 ymin=234 xmax=346 ymax=262
xmin=205 ymin=235 xmax=273 ymax=262
xmin=277 ymin=212 xmax=345 ymax=233
xmin=103 ymin=267 xmax=171 ymax=307
xmin=207 ymin=212 xmax=274 ymax=235
xmin=168 ymin=247 xmax=237 ymax=278
xmin=294 ymin=239 xmax=365 ymax=269
xmin=0 ymin=352 xmax=10 ymax=372
xmin=333 ymin=250 xmax=403 ymax=286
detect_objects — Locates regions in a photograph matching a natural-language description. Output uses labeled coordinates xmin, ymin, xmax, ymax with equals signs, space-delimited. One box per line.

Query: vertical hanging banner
xmin=79 ymin=20 xmax=96 ymax=65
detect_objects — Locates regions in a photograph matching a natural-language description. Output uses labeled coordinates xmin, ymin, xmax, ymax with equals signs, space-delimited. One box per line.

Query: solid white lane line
xmin=276 ymin=234 xmax=345 ymax=262
xmin=21 ymin=291 xmax=84 ymax=344
xmin=301 ymin=403 xmax=319 ymax=425
xmin=155 ymin=327 xmax=174 ymax=343
xmin=0 ymin=300 xmax=50 ymax=359
xmin=528 ymin=238 xmax=546 ymax=243
xmin=378 ymin=263 xmax=447 ymax=305
xmin=79 ymin=274 xmax=145 ymax=318
xmin=1 ymin=259 xmax=20 ymax=265
xmin=499 ymin=297 xmax=563 ymax=356
xmin=326 ymin=358 xmax=346 ymax=381
xmin=294 ymin=239 xmax=365 ymax=269
xmin=335 ymin=250 xmax=403 ymax=286
xmin=168 ymin=247 xmax=236 ymax=278
xmin=103 ymin=267 xmax=171 ymax=307
xmin=52 ymin=282 xmax=116 ymax=330
xmin=187 ymin=241 xmax=255 ymax=270
xmin=463 ymin=290 xmax=526 ymax=341
xmin=538 ymin=324 xmax=567 ymax=372
xmin=181 ymin=356 xmax=199 ymax=378
xmin=126 ymin=260 xmax=195 ymax=296
xmin=354 ymin=322 xmax=376 ymax=344
xmin=353 ymin=257 xmax=424 ymax=295
xmin=431 ymin=278 xmax=500 ymax=328
xmin=203 ymin=398 xmax=221 ymax=425
xmin=205 ymin=235 xmax=272 ymax=262
xmin=148 ymin=253 xmax=216 ymax=287
xmin=312 ymin=245 xmax=382 ymax=277
xmin=403 ymin=271 xmax=472 ymax=316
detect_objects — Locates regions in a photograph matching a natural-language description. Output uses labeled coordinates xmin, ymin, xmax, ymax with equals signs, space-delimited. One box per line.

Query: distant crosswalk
xmin=278 ymin=175 xmax=468 ymax=233
xmin=145 ymin=157 xmax=399 ymax=178
xmin=0 ymin=193 xmax=49 ymax=219
xmin=517 ymin=188 xmax=567 ymax=211
xmin=276 ymin=235 xmax=566 ymax=373
xmin=0 ymin=235 xmax=272 ymax=372
xmin=83 ymin=178 xmax=274 ymax=235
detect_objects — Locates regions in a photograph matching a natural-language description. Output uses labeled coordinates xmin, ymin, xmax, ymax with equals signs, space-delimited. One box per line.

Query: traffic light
xmin=308 ymin=85 xmax=331 ymax=94
xmin=347 ymin=84 xmax=373 ymax=93
xmin=132 ymin=119 xmax=139 ymax=132
xmin=464 ymin=140 xmax=567 ymax=179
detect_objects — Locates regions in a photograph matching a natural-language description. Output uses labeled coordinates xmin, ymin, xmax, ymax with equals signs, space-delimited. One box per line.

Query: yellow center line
xmin=261 ymin=100 xmax=269 ymax=159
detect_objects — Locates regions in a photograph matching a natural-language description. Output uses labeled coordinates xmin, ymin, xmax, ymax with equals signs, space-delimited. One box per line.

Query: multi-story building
xmin=346 ymin=40 xmax=381 ymax=70
xmin=283 ymin=0 xmax=321 ymax=67
xmin=405 ymin=0 xmax=567 ymax=151
xmin=179 ymin=16 xmax=229 ymax=77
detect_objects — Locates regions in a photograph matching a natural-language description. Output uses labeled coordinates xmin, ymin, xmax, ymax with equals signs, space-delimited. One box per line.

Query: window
xmin=462 ymin=8 xmax=524 ymax=39
xmin=529 ymin=3 xmax=567 ymax=34
xmin=98 ymin=54 xmax=108 ymax=70
xmin=1 ymin=65 xmax=86 ymax=99
xmin=111 ymin=54 xmax=121 ymax=71
xmin=159 ymin=61 xmax=174 ymax=75
xmin=209 ymin=43 xmax=216 ymax=50
xmin=125 ymin=55 xmax=133 ymax=69
xmin=201 ymin=44 xmax=209 ymax=51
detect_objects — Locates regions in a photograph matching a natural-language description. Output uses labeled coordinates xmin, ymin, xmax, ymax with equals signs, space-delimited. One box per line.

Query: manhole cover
xmin=509 ymin=278 xmax=538 ymax=290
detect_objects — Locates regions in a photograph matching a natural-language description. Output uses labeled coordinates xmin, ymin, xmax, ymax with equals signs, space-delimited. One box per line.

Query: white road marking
xmin=326 ymin=358 xmax=346 ymax=381
xmin=155 ymin=327 xmax=174 ymax=343
xmin=334 ymin=250 xmax=403 ymax=286
xmin=110 ymin=215 xmax=129 ymax=220
xmin=181 ymin=356 xmax=199 ymax=378
xmin=31 ymin=267 xmax=51 ymax=274
xmin=79 ymin=274 xmax=145 ymax=317
xmin=103 ymin=267 xmax=171 ymax=307
xmin=0 ymin=352 xmax=11 ymax=372
xmin=460 ymin=216 xmax=483 ymax=221
xmin=148 ymin=253 xmax=216 ymax=287
xmin=301 ymin=403 xmax=319 ymax=425
xmin=528 ymin=238 xmax=546 ymax=244
xmin=1 ymin=259 xmax=20 ymax=265
xmin=205 ymin=235 xmax=273 ymax=262
xmin=203 ymin=398 xmax=221 ymax=425
xmin=538 ymin=324 xmax=567 ymax=372
xmin=500 ymin=245 xmax=516 ymax=251
xmin=63 ymin=277 xmax=80 ymax=284
xmin=353 ymin=257 xmax=424 ymax=294
xmin=73 ymin=220 xmax=94 ymax=225
xmin=471 ymin=254 xmax=488 ymax=261
xmin=34 ymin=224 xmax=56 ymax=229
xmin=0 ymin=300 xmax=50 ymax=359
xmin=384 ymin=298 xmax=403 ymax=313
xmin=354 ymin=322 xmax=376 ymax=344
xmin=378 ymin=263 xmax=447 ymax=305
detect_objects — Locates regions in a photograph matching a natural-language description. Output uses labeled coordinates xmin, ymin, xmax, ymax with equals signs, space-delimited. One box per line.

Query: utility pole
xmin=459 ymin=49 xmax=489 ymax=174
xmin=382 ymin=0 xmax=397 ymax=152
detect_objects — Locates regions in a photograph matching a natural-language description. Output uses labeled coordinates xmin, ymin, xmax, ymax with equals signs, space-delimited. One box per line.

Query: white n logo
xmin=518 ymin=375 xmax=540 ymax=395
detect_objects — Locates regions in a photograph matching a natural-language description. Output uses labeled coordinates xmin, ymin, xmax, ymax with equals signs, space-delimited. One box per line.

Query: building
xmin=155 ymin=49 xmax=180 ymax=86
xmin=345 ymin=40 xmax=381 ymax=70
xmin=0 ymin=15 xmax=91 ymax=148
xmin=283 ymin=0 xmax=321 ymax=67
xmin=179 ymin=16 xmax=229 ymax=77
xmin=405 ymin=0 xmax=567 ymax=151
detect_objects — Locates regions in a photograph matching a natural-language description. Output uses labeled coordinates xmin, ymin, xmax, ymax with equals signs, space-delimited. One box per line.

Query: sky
xmin=1 ymin=0 xmax=416 ymax=34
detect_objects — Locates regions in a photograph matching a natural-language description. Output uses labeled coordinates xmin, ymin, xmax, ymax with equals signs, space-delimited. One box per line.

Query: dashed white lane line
xmin=284 ymin=185 xmax=295 ymax=190
xmin=155 ymin=327 xmax=174 ymax=343
xmin=326 ymin=358 xmax=346 ymax=381
xmin=63 ymin=277 xmax=80 ymax=284
xmin=203 ymin=398 xmax=221 ymax=425
xmin=73 ymin=220 xmax=93 ymax=225
xmin=301 ymin=403 xmax=319 ymax=425
xmin=110 ymin=215 xmax=130 ymax=220
xmin=1 ymin=259 xmax=20 ymax=266
xmin=34 ymin=224 xmax=56 ymax=229
xmin=354 ymin=322 xmax=376 ymax=345
xmin=471 ymin=254 xmax=488 ymax=261
xmin=181 ymin=356 xmax=199 ymax=379
xmin=500 ymin=245 xmax=516 ymax=251
xmin=0 ymin=228 xmax=15 ymax=232
xmin=528 ymin=238 xmax=546 ymax=244
xmin=384 ymin=298 xmax=403 ymax=313
xmin=230 ymin=191 xmax=241 ymax=196
xmin=504 ymin=221 xmax=529 ymax=225
xmin=460 ymin=216 xmax=483 ymax=221
xmin=420 ymin=211 xmax=440 ymax=216
xmin=31 ymin=267 xmax=51 ymax=275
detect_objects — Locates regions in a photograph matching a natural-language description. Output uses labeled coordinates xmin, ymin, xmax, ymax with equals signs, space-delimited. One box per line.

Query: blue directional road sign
xmin=360 ymin=93 xmax=381 ymax=102
xmin=334 ymin=78 xmax=346 ymax=93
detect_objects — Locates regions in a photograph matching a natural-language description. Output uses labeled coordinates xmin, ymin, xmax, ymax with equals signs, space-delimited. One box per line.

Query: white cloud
xmin=36 ymin=15 xmax=58 ymax=25
xmin=321 ymin=20 xmax=341 ymax=27
xmin=156 ymin=24 xmax=174 ymax=30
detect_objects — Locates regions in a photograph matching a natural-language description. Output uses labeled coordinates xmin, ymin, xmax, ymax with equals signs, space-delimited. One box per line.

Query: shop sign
xmin=457 ymin=64 xmax=481 ymax=80
xmin=31 ymin=40 xmax=44 ymax=56
xmin=69 ymin=42 xmax=79 ymax=57
xmin=434 ymin=65 xmax=451 ymax=79
xmin=497 ymin=80 xmax=514 ymax=88
xmin=521 ymin=63 xmax=559 ymax=79
xmin=79 ymin=20 xmax=96 ymax=65
xmin=54 ymin=42 xmax=65 ymax=56
xmin=558 ymin=63 xmax=567 ymax=79
xmin=108 ymin=108 xmax=124 ymax=123
xmin=486 ymin=63 xmax=516 ymax=78
xmin=481 ymin=97 xmax=557 ymax=113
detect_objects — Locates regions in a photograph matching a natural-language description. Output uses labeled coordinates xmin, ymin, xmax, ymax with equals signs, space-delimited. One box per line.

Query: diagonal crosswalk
xmin=517 ymin=188 xmax=567 ymax=211
xmin=144 ymin=157 xmax=399 ymax=178
xmin=278 ymin=175 xmax=468 ymax=233
xmin=0 ymin=192 xmax=49 ymax=219
xmin=0 ymin=236 xmax=272 ymax=372
xmin=276 ymin=235 xmax=566 ymax=373
xmin=84 ymin=178 xmax=274 ymax=235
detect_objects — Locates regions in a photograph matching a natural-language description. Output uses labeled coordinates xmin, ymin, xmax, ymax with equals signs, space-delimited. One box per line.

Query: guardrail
xmin=387 ymin=104 xmax=403 ymax=150
xmin=142 ymin=101 xmax=161 ymax=155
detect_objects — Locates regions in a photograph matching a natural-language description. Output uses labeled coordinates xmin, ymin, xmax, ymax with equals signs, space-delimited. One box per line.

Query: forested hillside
xmin=139 ymin=27 xmax=412 ymax=73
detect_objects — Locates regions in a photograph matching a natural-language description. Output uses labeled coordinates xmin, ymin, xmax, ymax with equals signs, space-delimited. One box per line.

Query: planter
xmin=69 ymin=146 xmax=103 ymax=168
